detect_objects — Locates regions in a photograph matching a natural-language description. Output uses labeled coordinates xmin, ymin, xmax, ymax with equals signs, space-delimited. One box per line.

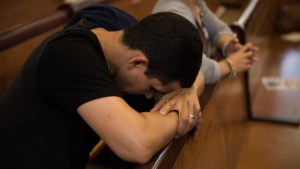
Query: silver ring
xmin=188 ymin=114 xmax=195 ymax=119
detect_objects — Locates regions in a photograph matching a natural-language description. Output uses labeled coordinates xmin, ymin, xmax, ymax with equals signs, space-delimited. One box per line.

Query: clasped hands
xmin=150 ymin=88 xmax=202 ymax=140
xmin=225 ymin=38 xmax=260 ymax=73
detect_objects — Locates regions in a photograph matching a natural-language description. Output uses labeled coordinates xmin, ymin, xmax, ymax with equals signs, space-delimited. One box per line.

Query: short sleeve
xmin=36 ymin=35 xmax=121 ymax=114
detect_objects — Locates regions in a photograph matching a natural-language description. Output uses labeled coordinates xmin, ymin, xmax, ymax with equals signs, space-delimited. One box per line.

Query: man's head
xmin=122 ymin=12 xmax=203 ymax=88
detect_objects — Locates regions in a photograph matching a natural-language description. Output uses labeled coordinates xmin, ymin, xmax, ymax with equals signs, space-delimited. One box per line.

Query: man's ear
xmin=127 ymin=55 xmax=149 ymax=69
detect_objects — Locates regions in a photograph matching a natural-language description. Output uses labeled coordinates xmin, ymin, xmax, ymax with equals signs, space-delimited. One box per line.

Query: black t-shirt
xmin=37 ymin=20 xmax=121 ymax=115
xmin=0 ymin=5 xmax=138 ymax=169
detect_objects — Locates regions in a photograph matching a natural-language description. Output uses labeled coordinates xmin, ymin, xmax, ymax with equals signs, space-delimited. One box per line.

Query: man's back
xmin=0 ymin=6 xmax=136 ymax=169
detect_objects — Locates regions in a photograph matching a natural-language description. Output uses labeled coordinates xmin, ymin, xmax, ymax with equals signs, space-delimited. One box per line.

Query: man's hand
xmin=151 ymin=88 xmax=202 ymax=138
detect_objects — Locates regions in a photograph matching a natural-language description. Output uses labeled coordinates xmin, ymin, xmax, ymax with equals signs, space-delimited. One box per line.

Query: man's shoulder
xmin=65 ymin=5 xmax=137 ymax=30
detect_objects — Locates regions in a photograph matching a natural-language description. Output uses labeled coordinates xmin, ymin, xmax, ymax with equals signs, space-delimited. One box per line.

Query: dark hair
xmin=122 ymin=12 xmax=202 ymax=87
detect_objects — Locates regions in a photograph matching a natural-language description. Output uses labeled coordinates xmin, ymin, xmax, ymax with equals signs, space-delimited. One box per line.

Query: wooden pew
xmin=0 ymin=0 xmax=121 ymax=52
xmin=234 ymin=0 xmax=300 ymax=126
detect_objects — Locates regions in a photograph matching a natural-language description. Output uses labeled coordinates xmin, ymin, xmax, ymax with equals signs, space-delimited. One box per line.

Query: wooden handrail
xmin=0 ymin=8 xmax=71 ymax=52
xmin=0 ymin=0 xmax=117 ymax=52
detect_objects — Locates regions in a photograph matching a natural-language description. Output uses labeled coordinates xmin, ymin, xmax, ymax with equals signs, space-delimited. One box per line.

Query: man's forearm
xmin=136 ymin=110 xmax=178 ymax=161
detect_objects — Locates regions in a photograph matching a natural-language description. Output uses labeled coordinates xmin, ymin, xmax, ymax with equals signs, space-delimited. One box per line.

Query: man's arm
xmin=151 ymin=70 xmax=205 ymax=138
xmin=77 ymin=96 xmax=178 ymax=164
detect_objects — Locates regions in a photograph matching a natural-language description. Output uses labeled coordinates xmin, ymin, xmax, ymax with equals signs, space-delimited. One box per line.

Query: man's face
xmin=114 ymin=60 xmax=181 ymax=99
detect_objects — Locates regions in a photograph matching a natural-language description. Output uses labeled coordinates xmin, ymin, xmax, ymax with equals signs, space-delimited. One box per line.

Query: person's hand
xmin=227 ymin=43 xmax=259 ymax=73
xmin=224 ymin=37 xmax=243 ymax=56
xmin=150 ymin=88 xmax=202 ymax=139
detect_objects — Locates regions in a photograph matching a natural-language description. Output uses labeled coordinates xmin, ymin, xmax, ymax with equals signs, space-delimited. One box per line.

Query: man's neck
xmin=91 ymin=28 xmax=128 ymax=76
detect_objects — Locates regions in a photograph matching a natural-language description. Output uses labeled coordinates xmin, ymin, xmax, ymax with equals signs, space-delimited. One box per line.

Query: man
xmin=0 ymin=5 xmax=202 ymax=169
